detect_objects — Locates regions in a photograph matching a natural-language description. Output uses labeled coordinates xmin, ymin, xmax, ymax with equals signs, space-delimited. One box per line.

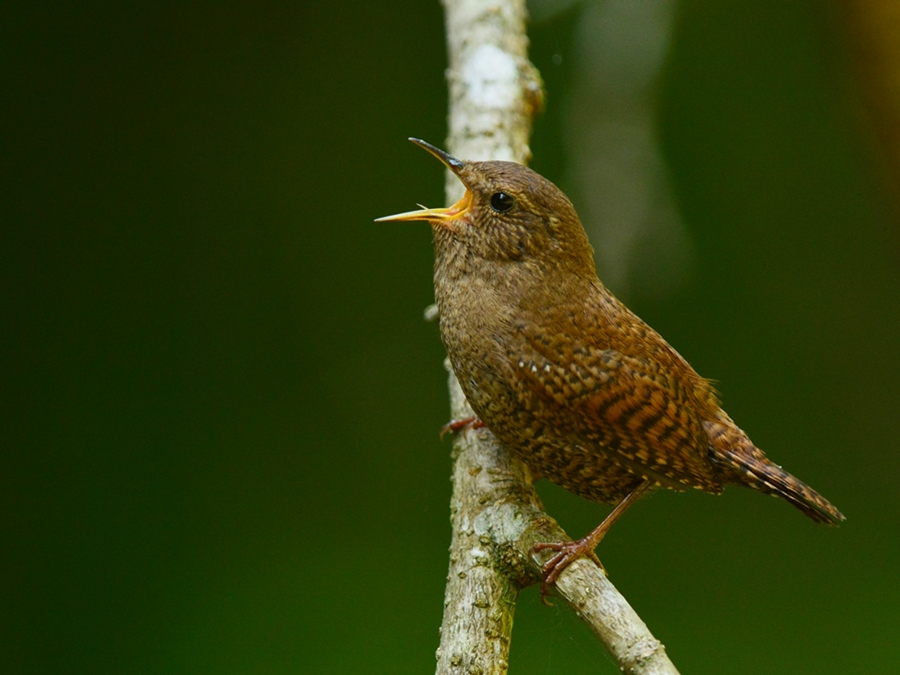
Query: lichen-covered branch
xmin=434 ymin=1 xmax=680 ymax=674
xmin=440 ymin=0 xmax=542 ymax=203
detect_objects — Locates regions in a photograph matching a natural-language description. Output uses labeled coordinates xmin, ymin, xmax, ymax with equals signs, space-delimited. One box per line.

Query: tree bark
xmin=434 ymin=1 xmax=680 ymax=674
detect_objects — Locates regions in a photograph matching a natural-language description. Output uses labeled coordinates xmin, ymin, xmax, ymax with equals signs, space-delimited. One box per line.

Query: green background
xmin=4 ymin=1 xmax=898 ymax=673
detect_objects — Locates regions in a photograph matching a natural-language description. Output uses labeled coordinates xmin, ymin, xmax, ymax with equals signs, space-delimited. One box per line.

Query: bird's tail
xmin=705 ymin=420 xmax=845 ymax=526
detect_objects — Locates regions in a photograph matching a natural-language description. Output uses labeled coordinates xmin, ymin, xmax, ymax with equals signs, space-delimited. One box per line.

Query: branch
xmin=433 ymin=1 xmax=681 ymax=674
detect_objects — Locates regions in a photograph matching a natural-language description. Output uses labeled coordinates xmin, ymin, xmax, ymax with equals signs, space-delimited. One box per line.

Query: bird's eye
xmin=489 ymin=192 xmax=515 ymax=213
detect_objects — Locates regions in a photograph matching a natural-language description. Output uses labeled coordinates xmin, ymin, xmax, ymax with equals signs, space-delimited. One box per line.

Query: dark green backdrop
xmin=4 ymin=1 xmax=898 ymax=673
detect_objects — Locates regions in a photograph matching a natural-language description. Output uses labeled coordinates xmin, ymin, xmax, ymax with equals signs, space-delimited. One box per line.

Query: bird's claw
xmin=439 ymin=416 xmax=486 ymax=439
xmin=532 ymin=540 xmax=604 ymax=605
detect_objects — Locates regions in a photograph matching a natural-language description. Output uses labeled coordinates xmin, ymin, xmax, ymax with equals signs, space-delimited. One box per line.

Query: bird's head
xmin=377 ymin=139 xmax=596 ymax=279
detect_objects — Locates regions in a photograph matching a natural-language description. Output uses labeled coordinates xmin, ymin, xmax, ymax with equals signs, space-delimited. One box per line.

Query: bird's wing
xmin=513 ymin=338 xmax=722 ymax=492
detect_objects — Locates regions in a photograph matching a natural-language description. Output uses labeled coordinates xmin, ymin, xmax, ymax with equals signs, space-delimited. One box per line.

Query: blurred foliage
xmin=2 ymin=1 xmax=898 ymax=674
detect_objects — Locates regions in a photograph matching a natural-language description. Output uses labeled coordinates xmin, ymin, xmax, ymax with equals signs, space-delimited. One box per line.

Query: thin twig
xmin=434 ymin=1 xmax=680 ymax=674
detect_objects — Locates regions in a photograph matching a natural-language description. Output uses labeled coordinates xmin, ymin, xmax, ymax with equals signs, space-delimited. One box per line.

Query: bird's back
xmin=452 ymin=275 xmax=844 ymax=525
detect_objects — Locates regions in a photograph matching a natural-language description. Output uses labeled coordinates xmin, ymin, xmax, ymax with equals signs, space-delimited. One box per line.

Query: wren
xmin=377 ymin=139 xmax=844 ymax=597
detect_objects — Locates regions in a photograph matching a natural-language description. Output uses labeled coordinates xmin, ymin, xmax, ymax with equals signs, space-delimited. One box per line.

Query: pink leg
xmin=439 ymin=416 xmax=486 ymax=439
xmin=533 ymin=479 xmax=651 ymax=604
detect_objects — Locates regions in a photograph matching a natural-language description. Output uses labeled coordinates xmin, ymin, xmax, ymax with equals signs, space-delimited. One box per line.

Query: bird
xmin=377 ymin=138 xmax=844 ymax=598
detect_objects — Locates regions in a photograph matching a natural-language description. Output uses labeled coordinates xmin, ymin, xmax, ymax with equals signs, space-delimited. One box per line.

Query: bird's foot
xmin=439 ymin=416 xmax=486 ymax=439
xmin=532 ymin=538 xmax=604 ymax=605
xmin=530 ymin=479 xmax=651 ymax=605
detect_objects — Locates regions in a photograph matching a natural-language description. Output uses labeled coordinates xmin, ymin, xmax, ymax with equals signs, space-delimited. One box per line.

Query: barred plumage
xmin=378 ymin=139 xmax=844 ymax=596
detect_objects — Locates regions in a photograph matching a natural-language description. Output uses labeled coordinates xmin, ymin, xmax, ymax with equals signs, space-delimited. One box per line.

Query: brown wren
xmin=377 ymin=138 xmax=844 ymax=597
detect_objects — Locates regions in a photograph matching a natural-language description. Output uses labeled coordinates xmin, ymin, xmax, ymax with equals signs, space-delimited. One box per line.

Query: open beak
xmin=375 ymin=138 xmax=472 ymax=226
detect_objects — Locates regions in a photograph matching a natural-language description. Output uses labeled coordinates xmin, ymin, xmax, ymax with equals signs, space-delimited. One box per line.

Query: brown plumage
xmin=378 ymin=139 xmax=844 ymax=595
